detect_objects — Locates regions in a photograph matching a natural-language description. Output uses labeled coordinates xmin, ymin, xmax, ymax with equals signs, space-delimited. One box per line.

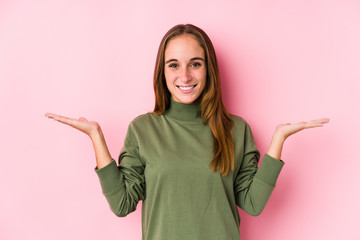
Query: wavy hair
xmin=153 ymin=24 xmax=234 ymax=176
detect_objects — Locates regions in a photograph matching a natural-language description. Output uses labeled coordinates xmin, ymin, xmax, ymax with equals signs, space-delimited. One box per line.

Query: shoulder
xmin=131 ymin=112 xmax=161 ymax=122
xmin=123 ymin=113 xmax=160 ymax=140
xmin=230 ymin=114 xmax=250 ymax=128
xmin=128 ymin=112 xmax=162 ymax=130
xmin=230 ymin=115 xmax=258 ymax=152
xmin=230 ymin=114 xmax=255 ymax=138
xmin=130 ymin=112 xmax=153 ymax=123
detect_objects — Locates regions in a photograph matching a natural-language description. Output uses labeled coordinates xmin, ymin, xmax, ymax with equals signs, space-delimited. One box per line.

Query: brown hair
xmin=153 ymin=24 xmax=234 ymax=176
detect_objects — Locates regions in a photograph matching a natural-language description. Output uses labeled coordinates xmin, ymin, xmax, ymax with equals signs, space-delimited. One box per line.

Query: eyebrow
xmin=165 ymin=57 xmax=205 ymax=64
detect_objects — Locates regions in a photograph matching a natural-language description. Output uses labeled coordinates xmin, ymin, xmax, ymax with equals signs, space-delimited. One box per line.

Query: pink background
xmin=1 ymin=0 xmax=359 ymax=239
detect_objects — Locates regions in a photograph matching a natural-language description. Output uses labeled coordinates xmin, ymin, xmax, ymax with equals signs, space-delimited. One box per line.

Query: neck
xmin=164 ymin=98 xmax=202 ymax=123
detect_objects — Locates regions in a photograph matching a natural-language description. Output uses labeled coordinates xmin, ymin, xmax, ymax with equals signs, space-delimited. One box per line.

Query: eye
xmin=168 ymin=63 xmax=178 ymax=68
xmin=191 ymin=62 xmax=201 ymax=68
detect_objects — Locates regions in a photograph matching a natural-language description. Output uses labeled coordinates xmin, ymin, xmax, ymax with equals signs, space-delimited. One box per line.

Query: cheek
xmin=198 ymin=69 xmax=207 ymax=84
xmin=199 ymin=70 xmax=207 ymax=93
xmin=164 ymin=69 xmax=175 ymax=81
xmin=165 ymin=71 xmax=180 ymax=89
xmin=164 ymin=73 xmax=175 ymax=90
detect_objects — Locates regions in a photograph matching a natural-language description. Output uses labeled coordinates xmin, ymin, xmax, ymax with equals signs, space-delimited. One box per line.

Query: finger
xmin=302 ymin=119 xmax=330 ymax=129
xmin=305 ymin=123 xmax=325 ymax=128
xmin=294 ymin=118 xmax=329 ymax=126
xmin=45 ymin=113 xmax=58 ymax=119
xmin=45 ymin=113 xmax=71 ymax=119
xmin=55 ymin=117 xmax=80 ymax=127
xmin=307 ymin=118 xmax=330 ymax=124
xmin=45 ymin=113 xmax=79 ymax=126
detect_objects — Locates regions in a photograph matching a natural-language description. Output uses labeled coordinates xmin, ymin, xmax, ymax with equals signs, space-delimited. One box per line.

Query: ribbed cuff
xmin=255 ymin=154 xmax=284 ymax=186
xmin=94 ymin=160 xmax=122 ymax=194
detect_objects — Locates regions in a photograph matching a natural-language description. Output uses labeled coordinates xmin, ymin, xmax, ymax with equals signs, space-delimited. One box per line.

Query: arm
xmin=234 ymin=124 xmax=284 ymax=216
xmin=45 ymin=113 xmax=145 ymax=216
xmin=235 ymin=118 xmax=329 ymax=216
xmin=95 ymin=123 xmax=146 ymax=217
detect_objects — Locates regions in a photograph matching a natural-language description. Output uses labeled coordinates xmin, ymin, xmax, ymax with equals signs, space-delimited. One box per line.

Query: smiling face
xmin=164 ymin=33 xmax=207 ymax=104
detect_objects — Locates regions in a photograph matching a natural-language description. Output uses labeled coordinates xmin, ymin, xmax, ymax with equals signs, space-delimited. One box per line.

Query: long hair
xmin=153 ymin=24 xmax=234 ymax=176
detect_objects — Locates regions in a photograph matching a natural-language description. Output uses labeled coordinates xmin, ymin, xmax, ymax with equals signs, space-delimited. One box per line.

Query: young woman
xmin=45 ymin=24 xmax=329 ymax=240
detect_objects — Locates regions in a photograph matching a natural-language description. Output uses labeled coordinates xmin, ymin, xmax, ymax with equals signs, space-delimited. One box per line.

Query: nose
xmin=180 ymin=68 xmax=191 ymax=83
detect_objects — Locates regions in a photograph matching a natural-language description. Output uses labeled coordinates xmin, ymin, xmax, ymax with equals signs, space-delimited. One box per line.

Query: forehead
xmin=165 ymin=33 xmax=204 ymax=59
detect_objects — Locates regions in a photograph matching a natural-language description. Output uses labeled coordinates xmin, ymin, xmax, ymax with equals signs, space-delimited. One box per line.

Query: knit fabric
xmin=95 ymin=99 xmax=284 ymax=240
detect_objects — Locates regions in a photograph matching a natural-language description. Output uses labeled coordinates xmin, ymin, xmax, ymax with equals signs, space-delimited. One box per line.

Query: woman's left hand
xmin=274 ymin=118 xmax=330 ymax=141
xmin=267 ymin=118 xmax=330 ymax=160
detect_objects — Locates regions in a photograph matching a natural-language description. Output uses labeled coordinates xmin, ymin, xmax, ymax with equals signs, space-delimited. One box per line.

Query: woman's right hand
xmin=45 ymin=113 xmax=100 ymax=139
xmin=45 ymin=113 xmax=113 ymax=169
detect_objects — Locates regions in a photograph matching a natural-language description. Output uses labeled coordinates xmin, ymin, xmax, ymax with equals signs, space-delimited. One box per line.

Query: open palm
xmin=275 ymin=118 xmax=330 ymax=140
xmin=45 ymin=113 xmax=100 ymax=138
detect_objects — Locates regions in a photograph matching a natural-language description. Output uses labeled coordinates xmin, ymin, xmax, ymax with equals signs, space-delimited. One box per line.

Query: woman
xmin=45 ymin=24 xmax=329 ymax=239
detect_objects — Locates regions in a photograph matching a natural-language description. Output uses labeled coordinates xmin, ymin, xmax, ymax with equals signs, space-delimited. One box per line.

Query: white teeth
xmin=179 ymin=85 xmax=195 ymax=90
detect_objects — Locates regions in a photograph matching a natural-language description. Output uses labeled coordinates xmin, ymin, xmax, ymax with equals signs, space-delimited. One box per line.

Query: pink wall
xmin=1 ymin=0 xmax=359 ymax=239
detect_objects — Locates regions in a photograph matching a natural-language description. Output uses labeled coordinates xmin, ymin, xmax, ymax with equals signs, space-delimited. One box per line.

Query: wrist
xmin=89 ymin=126 xmax=103 ymax=141
xmin=271 ymin=132 xmax=286 ymax=145
xmin=267 ymin=132 xmax=286 ymax=161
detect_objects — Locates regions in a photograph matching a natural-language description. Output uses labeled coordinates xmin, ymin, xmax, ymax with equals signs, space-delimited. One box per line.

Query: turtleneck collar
xmin=164 ymin=98 xmax=202 ymax=123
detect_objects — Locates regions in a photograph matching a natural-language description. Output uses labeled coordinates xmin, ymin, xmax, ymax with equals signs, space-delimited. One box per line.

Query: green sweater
xmin=95 ymin=99 xmax=284 ymax=240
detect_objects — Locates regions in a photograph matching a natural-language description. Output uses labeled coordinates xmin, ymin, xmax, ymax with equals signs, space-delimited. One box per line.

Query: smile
xmin=177 ymin=84 xmax=197 ymax=91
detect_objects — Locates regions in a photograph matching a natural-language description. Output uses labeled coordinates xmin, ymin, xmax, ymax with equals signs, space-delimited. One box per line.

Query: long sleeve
xmin=234 ymin=124 xmax=284 ymax=216
xmin=95 ymin=123 xmax=146 ymax=217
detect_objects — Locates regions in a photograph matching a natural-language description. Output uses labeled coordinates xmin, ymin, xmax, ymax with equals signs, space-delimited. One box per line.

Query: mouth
xmin=176 ymin=84 xmax=197 ymax=91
